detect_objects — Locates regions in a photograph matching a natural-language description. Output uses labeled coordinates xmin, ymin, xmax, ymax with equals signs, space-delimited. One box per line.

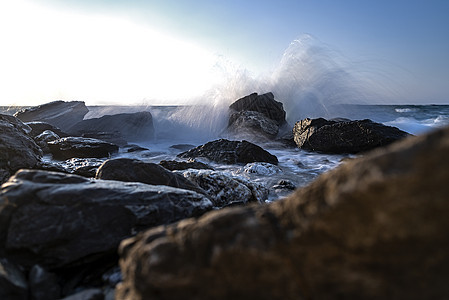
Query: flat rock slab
xmin=0 ymin=170 xmax=213 ymax=269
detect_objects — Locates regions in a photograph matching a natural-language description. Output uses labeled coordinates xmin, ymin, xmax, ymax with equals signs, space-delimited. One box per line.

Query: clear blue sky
xmin=1 ymin=0 xmax=448 ymax=105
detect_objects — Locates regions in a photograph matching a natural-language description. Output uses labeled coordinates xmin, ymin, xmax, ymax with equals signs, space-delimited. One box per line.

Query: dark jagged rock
xmin=176 ymin=169 xmax=269 ymax=207
xmin=169 ymin=144 xmax=196 ymax=151
xmin=117 ymin=126 xmax=449 ymax=300
xmin=35 ymin=130 xmax=60 ymax=153
xmin=26 ymin=121 xmax=68 ymax=138
xmin=68 ymin=111 xmax=154 ymax=143
xmin=14 ymin=101 xmax=88 ymax=132
xmin=293 ymin=117 xmax=410 ymax=153
xmin=29 ymin=264 xmax=61 ymax=300
xmin=177 ymin=139 xmax=278 ymax=165
xmin=96 ymin=158 xmax=208 ymax=197
xmin=0 ymin=114 xmax=42 ymax=184
xmin=227 ymin=110 xmax=280 ymax=140
xmin=0 ymin=169 xmax=213 ymax=270
xmin=78 ymin=131 xmax=128 ymax=147
xmin=0 ymin=258 xmax=28 ymax=300
xmin=229 ymin=92 xmax=286 ymax=126
xmin=47 ymin=137 xmax=119 ymax=160
xmin=159 ymin=159 xmax=213 ymax=171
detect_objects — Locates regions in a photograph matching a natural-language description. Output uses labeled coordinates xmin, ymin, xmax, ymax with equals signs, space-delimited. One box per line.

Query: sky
xmin=1 ymin=0 xmax=448 ymax=106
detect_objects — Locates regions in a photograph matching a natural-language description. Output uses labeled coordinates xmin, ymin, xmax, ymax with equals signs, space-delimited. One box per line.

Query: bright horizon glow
xmin=0 ymin=0 xmax=222 ymax=106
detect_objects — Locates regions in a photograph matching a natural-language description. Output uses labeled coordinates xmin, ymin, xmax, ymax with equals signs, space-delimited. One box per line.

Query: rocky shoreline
xmin=1 ymin=93 xmax=443 ymax=299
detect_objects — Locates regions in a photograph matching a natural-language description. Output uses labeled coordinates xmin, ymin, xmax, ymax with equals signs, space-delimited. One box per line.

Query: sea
xmin=2 ymin=103 xmax=448 ymax=201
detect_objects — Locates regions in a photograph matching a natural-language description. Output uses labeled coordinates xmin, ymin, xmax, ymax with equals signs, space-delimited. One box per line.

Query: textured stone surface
xmin=0 ymin=258 xmax=28 ymax=300
xmin=96 ymin=158 xmax=208 ymax=197
xmin=0 ymin=170 xmax=213 ymax=269
xmin=0 ymin=114 xmax=42 ymax=184
xmin=178 ymin=139 xmax=278 ymax=165
xmin=227 ymin=110 xmax=280 ymax=140
xmin=47 ymin=137 xmax=119 ymax=160
xmin=14 ymin=101 xmax=88 ymax=132
xmin=117 ymin=126 xmax=449 ymax=300
xmin=229 ymin=92 xmax=286 ymax=126
xmin=293 ymin=117 xmax=410 ymax=154
xmin=68 ymin=111 xmax=154 ymax=142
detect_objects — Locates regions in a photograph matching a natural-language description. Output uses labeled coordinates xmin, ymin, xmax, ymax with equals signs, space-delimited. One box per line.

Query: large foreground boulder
xmin=96 ymin=158 xmax=208 ymax=197
xmin=0 ymin=114 xmax=42 ymax=184
xmin=293 ymin=117 xmax=410 ymax=154
xmin=14 ymin=101 xmax=88 ymax=132
xmin=0 ymin=170 xmax=213 ymax=269
xmin=178 ymin=139 xmax=278 ymax=165
xmin=68 ymin=111 xmax=154 ymax=142
xmin=117 ymin=125 xmax=449 ymax=299
xmin=47 ymin=137 xmax=119 ymax=160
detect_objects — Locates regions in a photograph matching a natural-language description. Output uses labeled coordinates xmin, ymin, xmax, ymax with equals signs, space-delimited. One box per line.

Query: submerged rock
xmin=0 ymin=169 xmax=213 ymax=269
xmin=96 ymin=158 xmax=208 ymax=197
xmin=68 ymin=111 xmax=154 ymax=143
xmin=293 ymin=117 xmax=410 ymax=154
xmin=177 ymin=139 xmax=278 ymax=165
xmin=0 ymin=114 xmax=42 ymax=184
xmin=237 ymin=162 xmax=283 ymax=176
xmin=14 ymin=101 xmax=88 ymax=132
xmin=117 ymin=125 xmax=449 ymax=299
xmin=176 ymin=169 xmax=269 ymax=207
xmin=47 ymin=137 xmax=119 ymax=160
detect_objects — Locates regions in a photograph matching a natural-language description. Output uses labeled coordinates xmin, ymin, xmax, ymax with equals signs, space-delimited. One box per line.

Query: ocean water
xmin=1 ymin=103 xmax=449 ymax=201
xmin=85 ymin=103 xmax=449 ymax=201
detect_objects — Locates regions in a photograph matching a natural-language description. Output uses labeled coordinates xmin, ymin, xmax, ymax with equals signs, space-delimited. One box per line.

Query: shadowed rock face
xmin=68 ymin=111 xmax=154 ymax=143
xmin=177 ymin=139 xmax=278 ymax=165
xmin=293 ymin=117 xmax=410 ymax=154
xmin=96 ymin=158 xmax=208 ymax=197
xmin=0 ymin=114 xmax=42 ymax=184
xmin=0 ymin=170 xmax=213 ymax=270
xmin=47 ymin=137 xmax=119 ymax=160
xmin=117 ymin=125 xmax=449 ymax=300
xmin=14 ymin=101 xmax=88 ymax=132
xmin=229 ymin=92 xmax=286 ymax=126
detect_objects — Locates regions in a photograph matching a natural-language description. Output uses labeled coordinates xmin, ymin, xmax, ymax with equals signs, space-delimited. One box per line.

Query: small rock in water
xmin=176 ymin=169 xmax=268 ymax=207
xmin=169 ymin=144 xmax=196 ymax=151
xmin=237 ymin=162 xmax=283 ymax=176
xmin=178 ymin=139 xmax=278 ymax=165
xmin=125 ymin=145 xmax=149 ymax=153
xmin=47 ymin=137 xmax=119 ymax=160
xmin=26 ymin=121 xmax=68 ymax=138
xmin=272 ymin=179 xmax=296 ymax=190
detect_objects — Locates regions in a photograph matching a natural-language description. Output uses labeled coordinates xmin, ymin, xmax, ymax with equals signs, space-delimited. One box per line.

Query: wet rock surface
xmin=0 ymin=114 xmax=42 ymax=184
xmin=14 ymin=101 xmax=88 ymax=132
xmin=159 ymin=159 xmax=213 ymax=171
xmin=176 ymin=169 xmax=269 ymax=207
xmin=178 ymin=139 xmax=278 ymax=165
xmin=293 ymin=117 xmax=410 ymax=154
xmin=47 ymin=137 xmax=119 ymax=160
xmin=26 ymin=121 xmax=68 ymax=138
xmin=96 ymin=158 xmax=208 ymax=197
xmin=227 ymin=110 xmax=280 ymax=140
xmin=68 ymin=111 xmax=154 ymax=143
xmin=117 ymin=125 xmax=449 ymax=300
xmin=0 ymin=169 xmax=213 ymax=270
xmin=229 ymin=92 xmax=286 ymax=126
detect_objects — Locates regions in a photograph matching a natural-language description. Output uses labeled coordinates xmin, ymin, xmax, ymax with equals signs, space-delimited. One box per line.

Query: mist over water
xmin=151 ymin=35 xmax=389 ymax=141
